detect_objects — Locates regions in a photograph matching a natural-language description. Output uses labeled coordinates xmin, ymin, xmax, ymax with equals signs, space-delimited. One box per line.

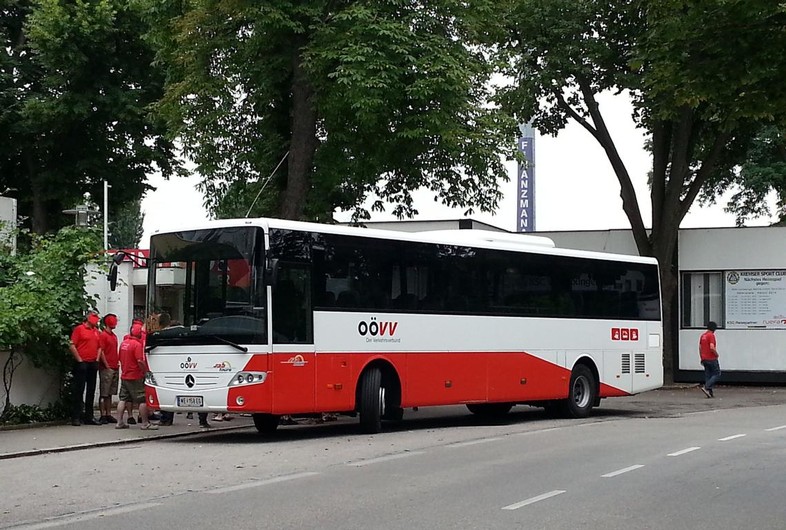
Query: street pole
xmin=103 ymin=180 xmax=109 ymax=250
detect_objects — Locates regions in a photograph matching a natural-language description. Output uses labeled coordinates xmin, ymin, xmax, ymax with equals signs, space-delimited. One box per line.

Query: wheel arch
xmin=571 ymin=355 xmax=600 ymax=398
xmin=355 ymin=357 xmax=402 ymax=412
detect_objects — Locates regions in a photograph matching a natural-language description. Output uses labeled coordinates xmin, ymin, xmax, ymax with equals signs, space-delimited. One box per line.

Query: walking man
xmin=699 ymin=321 xmax=721 ymax=398
xmin=69 ymin=311 xmax=102 ymax=425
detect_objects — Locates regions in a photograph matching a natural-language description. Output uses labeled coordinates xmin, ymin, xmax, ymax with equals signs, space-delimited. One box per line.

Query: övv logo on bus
xmin=357 ymin=316 xmax=398 ymax=337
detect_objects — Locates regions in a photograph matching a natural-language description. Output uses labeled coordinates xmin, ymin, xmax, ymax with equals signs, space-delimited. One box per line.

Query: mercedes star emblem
xmin=185 ymin=374 xmax=195 ymax=388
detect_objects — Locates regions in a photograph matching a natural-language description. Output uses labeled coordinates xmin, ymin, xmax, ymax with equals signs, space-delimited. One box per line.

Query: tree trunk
xmin=279 ymin=50 xmax=318 ymax=220
xmin=28 ymin=153 xmax=49 ymax=234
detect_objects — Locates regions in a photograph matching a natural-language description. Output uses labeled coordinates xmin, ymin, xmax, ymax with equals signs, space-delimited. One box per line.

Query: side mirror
xmin=266 ymin=258 xmax=279 ymax=290
xmin=108 ymin=262 xmax=119 ymax=291
xmin=107 ymin=252 xmax=125 ymax=291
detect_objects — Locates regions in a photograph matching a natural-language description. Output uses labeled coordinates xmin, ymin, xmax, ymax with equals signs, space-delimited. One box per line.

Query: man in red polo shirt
xmin=69 ymin=311 xmax=102 ymax=426
xmin=98 ymin=314 xmax=120 ymax=424
xmin=699 ymin=321 xmax=721 ymax=398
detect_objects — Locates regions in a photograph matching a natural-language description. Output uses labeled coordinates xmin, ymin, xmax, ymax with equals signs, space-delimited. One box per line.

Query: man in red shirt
xmin=98 ymin=314 xmax=120 ymax=424
xmin=116 ymin=324 xmax=157 ymax=430
xmin=698 ymin=321 xmax=721 ymax=398
xmin=69 ymin=312 xmax=102 ymax=426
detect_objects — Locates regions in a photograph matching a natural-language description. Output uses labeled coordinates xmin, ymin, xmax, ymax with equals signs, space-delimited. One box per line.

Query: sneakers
xmin=115 ymin=422 xmax=129 ymax=429
xmin=71 ymin=419 xmax=82 ymax=426
xmin=700 ymin=385 xmax=712 ymax=398
xmin=106 ymin=415 xmax=118 ymax=423
xmin=212 ymin=413 xmax=224 ymax=422
xmin=199 ymin=421 xmax=211 ymax=429
xmin=140 ymin=423 xmax=159 ymax=430
xmin=127 ymin=417 xmax=136 ymax=425
xmin=99 ymin=416 xmax=109 ymax=425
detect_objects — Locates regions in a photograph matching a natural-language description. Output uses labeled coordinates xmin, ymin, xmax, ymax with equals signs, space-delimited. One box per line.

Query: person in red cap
xmin=116 ymin=323 xmax=157 ymax=430
xmin=69 ymin=311 xmax=102 ymax=426
xmin=98 ymin=313 xmax=120 ymax=424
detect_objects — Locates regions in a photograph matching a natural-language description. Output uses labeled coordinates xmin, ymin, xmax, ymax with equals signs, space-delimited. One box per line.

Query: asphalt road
xmin=2 ymin=389 xmax=785 ymax=529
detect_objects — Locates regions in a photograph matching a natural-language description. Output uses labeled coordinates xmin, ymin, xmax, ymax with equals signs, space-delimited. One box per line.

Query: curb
xmin=0 ymin=423 xmax=253 ymax=461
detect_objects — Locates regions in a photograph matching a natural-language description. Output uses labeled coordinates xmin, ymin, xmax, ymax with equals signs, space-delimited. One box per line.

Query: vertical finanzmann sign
xmin=517 ymin=123 xmax=536 ymax=232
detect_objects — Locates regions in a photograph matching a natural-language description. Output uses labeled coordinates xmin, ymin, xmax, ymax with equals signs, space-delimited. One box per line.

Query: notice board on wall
xmin=725 ymin=270 xmax=786 ymax=329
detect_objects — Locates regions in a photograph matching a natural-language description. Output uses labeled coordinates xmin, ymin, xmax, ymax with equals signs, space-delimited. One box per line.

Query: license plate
xmin=177 ymin=396 xmax=203 ymax=407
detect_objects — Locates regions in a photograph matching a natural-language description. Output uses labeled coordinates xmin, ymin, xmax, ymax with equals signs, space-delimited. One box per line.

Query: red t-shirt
xmin=699 ymin=330 xmax=718 ymax=361
xmin=71 ymin=323 xmax=100 ymax=362
xmin=119 ymin=335 xmax=146 ymax=380
xmin=99 ymin=329 xmax=119 ymax=369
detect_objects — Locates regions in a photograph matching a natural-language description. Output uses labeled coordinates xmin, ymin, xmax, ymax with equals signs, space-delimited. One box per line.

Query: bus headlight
xmin=228 ymin=371 xmax=267 ymax=387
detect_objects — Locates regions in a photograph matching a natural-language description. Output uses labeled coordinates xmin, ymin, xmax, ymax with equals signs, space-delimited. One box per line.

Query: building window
xmin=682 ymin=272 xmax=724 ymax=328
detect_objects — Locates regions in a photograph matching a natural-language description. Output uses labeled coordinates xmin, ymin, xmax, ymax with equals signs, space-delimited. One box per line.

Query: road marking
xmin=668 ymin=447 xmax=701 ymax=457
xmin=208 ymin=472 xmax=320 ymax=494
xmin=502 ymin=490 xmax=566 ymax=510
xmin=765 ymin=425 xmax=786 ymax=432
xmin=447 ymin=437 xmax=502 ymax=448
xmin=16 ymin=503 xmax=161 ymax=529
xmin=601 ymin=464 xmax=644 ymax=478
xmin=348 ymin=451 xmax=426 ymax=467
xmin=718 ymin=434 xmax=746 ymax=441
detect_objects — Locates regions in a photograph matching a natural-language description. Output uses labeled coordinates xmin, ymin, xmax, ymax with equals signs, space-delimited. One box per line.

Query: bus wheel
xmin=466 ymin=403 xmax=513 ymax=417
xmin=564 ymin=365 xmax=596 ymax=418
xmin=359 ymin=367 xmax=384 ymax=434
xmin=252 ymin=413 xmax=280 ymax=435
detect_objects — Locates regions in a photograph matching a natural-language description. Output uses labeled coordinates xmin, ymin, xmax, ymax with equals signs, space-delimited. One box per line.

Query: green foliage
xmin=0 ymin=227 xmax=102 ymax=375
xmin=0 ymin=401 xmax=69 ymax=425
xmin=109 ymin=199 xmax=145 ymax=248
xmin=146 ymin=0 xmax=517 ymax=222
xmin=0 ymin=0 xmax=181 ymax=234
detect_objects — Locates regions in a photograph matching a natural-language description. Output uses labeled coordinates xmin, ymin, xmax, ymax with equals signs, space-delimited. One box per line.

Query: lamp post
xmin=62 ymin=192 xmax=100 ymax=227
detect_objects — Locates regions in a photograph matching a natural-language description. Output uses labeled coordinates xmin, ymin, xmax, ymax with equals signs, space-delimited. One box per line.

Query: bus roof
xmin=152 ymin=217 xmax=659 ymax=266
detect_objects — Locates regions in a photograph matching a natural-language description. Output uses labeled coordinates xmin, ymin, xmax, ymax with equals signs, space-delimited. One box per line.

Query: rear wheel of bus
xmin=563 ymin=364 xmax=597 ymax=418
xmin=359 ymin=367 xmax=385 ymax=434
xmin=252 ymin=413 xmax=280 ymax=435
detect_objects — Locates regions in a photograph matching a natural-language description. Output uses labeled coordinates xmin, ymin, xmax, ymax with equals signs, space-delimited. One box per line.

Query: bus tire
xmin=359 ymin=367 xmax=384 ymax=434
xmin=466 ymin=403 xmax=513 ymax=417
xmin=564 ymin=364 xmax=596 ymax=418
xmin=252 ymin=413 xmax=280 ymax=435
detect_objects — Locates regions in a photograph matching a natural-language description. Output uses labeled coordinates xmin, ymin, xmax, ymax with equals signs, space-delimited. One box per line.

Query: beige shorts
xmin=99 ymin=368 xmax=119 ymax=397
xmin=119 ymin=378 xmax=146 ymax=404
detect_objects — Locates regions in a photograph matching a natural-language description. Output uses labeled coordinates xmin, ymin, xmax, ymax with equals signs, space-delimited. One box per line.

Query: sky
xmin=140 ymin=92 xmax=776 ymax=248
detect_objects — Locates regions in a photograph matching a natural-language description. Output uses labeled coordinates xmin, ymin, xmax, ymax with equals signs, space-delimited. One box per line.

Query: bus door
xmin=271 ymin=263 xmax=316 ymax=413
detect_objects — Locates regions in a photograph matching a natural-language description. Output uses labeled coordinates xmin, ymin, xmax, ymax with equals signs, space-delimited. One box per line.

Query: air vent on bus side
xmin=634 ymin=353 xmax=646 ymax=374
xmin=621 ymin=353 xmax=631 ymax=374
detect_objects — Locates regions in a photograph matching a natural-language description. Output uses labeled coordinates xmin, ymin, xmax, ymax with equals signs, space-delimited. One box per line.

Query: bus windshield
xmin=147 ymin=226 xmax=266 ymax=347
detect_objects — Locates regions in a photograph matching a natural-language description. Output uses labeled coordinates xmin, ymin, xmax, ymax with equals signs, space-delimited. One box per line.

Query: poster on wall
xmin=725 ymin=270 xmax=786 ymax=329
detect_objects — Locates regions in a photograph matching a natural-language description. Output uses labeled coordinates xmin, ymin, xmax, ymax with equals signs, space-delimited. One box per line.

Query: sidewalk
xmin=0 ymin=413 xmax=255 ymax=460
xmin=1 ymin=385 xmax=783 ymax=460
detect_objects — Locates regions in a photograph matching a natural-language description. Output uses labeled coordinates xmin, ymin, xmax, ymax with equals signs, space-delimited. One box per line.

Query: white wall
xmin=0 ymin=352 xmax=61 ymax=409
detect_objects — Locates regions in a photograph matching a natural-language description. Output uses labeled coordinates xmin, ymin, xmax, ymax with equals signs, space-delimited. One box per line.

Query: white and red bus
xmin=142 ymin=218 xmax=663 ymax=434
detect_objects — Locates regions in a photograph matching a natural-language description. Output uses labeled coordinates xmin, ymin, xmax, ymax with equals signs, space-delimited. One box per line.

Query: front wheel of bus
xmin=565 ymin=365 xmax=597 ymax=418
xmin=252 ymin=413 xmax=280 ymax=435
xmin=359 ymin=367 xmax=384 ymax=434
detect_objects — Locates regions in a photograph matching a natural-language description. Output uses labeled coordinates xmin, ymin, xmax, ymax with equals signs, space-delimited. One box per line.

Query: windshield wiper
xmin=207 ymin=334 xmax=248 ymax=352
xmin=145 ymin=334 xmax=248 ymax=353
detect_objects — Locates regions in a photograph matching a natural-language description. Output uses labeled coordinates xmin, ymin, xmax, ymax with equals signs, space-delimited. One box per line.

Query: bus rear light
xmin=145 ymin=372 xmax=158 ymax=386
xmin=236 ymin=396 xmax=245 ymax=406
xmin=229 ymin=371 xmax=267 ymax=387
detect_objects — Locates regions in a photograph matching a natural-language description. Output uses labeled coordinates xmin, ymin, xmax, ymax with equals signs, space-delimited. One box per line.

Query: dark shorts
xmin=99 ymin=368 xmax=119 ymax=397
xmin=119 ymin=378 xmax=146 ymax=404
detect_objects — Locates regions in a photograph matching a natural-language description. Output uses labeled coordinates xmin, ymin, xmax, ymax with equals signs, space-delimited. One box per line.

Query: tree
xmin=493 ymin=0 xmax=786 ymax=381
xmin=0 ymin=0 xmax=181 ymax=234
xmin=147 ymin=0 xmax=517 ymax=222
xmin=700 ymin=125 xmax=786 ymax=225
xmin=0 ymin=227 xmax=101 ymax=418
xmin=109 ymin=198 xmax=145 ymax=249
